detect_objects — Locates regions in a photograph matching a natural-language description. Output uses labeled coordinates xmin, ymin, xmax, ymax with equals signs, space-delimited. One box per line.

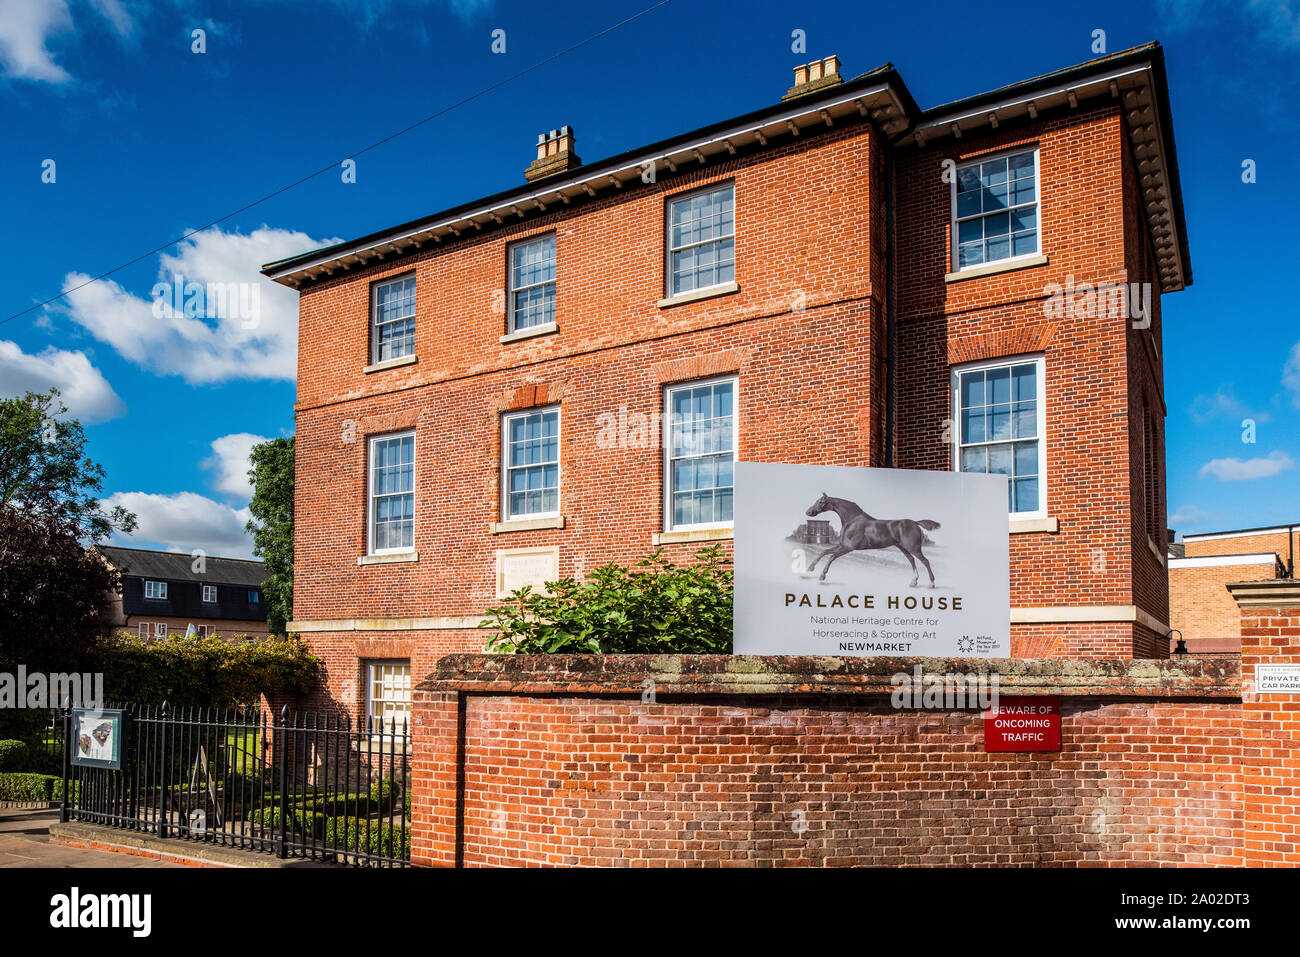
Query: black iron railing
xmin=60 ymin=703 xmax=410 ymax=867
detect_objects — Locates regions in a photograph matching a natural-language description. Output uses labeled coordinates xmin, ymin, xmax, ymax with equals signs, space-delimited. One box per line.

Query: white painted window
xmin=666 ymin=183 xmax=735 ymax=296
xmin=951 ymin=355 xmax=1046 ymax=517
xmin=664 ymin=376 xmax=737 ymax=531
xmin=366 ymin=661 xmax=411 ymax=735
xmin=144 ymin=580 xmax=167 ymax=599
xmin=371 ymin=275 xmax=416 ymax=363
xmin=196 ymin=624 xmax=213 ymax=637
xmin=139 ymin=621 xmax=167 ymax=639
xmin=508 ymin=234 xmax=557 ymax=332
xmin=368 ymin=432 xmax=415 ymax=554
xmin=137 ymin=622 xmax=153 ymax=639
xmin=952 ymin=148 xmax=1039 ymax=270
xmin=202 ymin=584 xmax=217 ymax=603
xmin=502 ymin=407 xmax=560 ymax=520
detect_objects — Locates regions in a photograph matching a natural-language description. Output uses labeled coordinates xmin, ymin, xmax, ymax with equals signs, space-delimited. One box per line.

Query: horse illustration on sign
xmin=804 ymin=492 xmax=940 ymax=586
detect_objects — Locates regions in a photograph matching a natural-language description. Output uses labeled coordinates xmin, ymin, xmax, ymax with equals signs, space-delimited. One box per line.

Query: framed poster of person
xmin=69 ymin=708 xmax=127 ymax=770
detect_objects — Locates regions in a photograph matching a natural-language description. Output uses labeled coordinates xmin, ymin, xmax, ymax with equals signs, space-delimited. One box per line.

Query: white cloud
xmin=0 ymin=0 xmax=136 ymax=84
xmin=1189 ymin=385 xmax=1270 ymax=424
xmin=203 ymin=432 xmax=270 ymax=501
xmin=1168 ymin=504 xmax=1213 ymax=528
xmin=103 ymin=490 xmax=254 ymax=559
xmin=1284 ymin=341 xmax=1300 ymax=407
xmin=55 ymin=226 xmax=336 ymax=385
xmin=1198 ymin=450 xmax=1296 ymax=482
xmin=1160 ymin=0 xmax=1300 ymax=47
xmin=0 ymin=338 xmax=124 ymax=422
xmin=0 ymin=0 xmax=73 ymax=83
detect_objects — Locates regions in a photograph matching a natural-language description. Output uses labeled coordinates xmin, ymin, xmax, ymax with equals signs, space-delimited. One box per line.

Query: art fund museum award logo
xmin=733 ymin=463 xmax=1010 ymax=656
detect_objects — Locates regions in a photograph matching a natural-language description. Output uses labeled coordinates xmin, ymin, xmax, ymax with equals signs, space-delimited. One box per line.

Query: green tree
xmin=0 ymin=390 xmax=136 ymax=737
xmin=245 ymin=437 xmax=294 ymax=634
xmin=0 ymin=389 xmax=134 ymax=540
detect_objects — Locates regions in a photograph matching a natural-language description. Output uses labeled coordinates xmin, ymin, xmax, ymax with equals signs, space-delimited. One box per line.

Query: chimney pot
xmin=526 ymin=126 xmax=582 ymax=182
xmin=783 ymin=55 xmax=844 ymax=101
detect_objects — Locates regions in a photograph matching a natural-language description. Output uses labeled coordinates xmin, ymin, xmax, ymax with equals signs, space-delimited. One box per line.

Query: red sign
xmin=983 ymin=696 xmax=1060 ymax=752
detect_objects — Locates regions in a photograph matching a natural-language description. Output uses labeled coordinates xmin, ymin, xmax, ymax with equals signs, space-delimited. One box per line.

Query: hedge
xmin=0 ymin=740 xmax=30 ymax=772
xmin=100 ymin=633 xmax=320 ymax=707
xmin=0 ymin=772 xmax=77 ymax=803
xmin=321 ymin=816 xmax=410 ymax=859
xmin=244 ymin=806 xmax=324 ymax=838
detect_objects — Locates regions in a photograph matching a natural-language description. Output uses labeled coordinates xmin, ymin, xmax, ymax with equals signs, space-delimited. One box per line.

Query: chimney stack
xmin=782 ymin=55 xmax=842 ymax=101
xmin=525 ymin=126 xmax=581 ymax=182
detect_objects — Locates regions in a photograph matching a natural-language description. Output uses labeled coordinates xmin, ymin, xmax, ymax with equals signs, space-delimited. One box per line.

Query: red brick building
xmin=264 ymin=44 xmax=1191 ymax=727
xmin=1168 ymin=524 xmax=1296 ymax=655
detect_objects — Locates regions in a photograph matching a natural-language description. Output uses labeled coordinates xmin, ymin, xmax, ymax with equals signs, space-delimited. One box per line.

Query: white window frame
xmin=137 ymin=621 xmax=153 ymax=639
xmin=665 ymin=182 xmax=736 ymax=298
xmin=501 ymin=405 xmax=561 ymax=521
xmin=202 ymin=584 xmax=217 ymax=603
xmin=507 ymin=233 xmax=557 ymax=334
xmin=195 ymin=624 xmax=213 ymax=638
xmin=370 ymin=274 xmax=417 ymax=364
xmin=663 ymin=374 xmax=739 ymax=533
xmin=950 ymin=354 xmax=1047 ymax=520
xmin=367 ymin=431 xmax=416 ymax=556
xmin=949 ymin=147 xmax=1041 ymax=272
xmin=366 ymin=660 xmax=411 ymax=736
xmin=144 ymin=580 xmax=167 ymax=600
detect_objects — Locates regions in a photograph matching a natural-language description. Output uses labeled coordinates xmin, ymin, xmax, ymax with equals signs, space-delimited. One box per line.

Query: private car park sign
xmin=733 ymin=463 xmax=1010 ymax=657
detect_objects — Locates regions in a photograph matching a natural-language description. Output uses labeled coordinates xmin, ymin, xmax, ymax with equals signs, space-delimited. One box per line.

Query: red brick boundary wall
xmin=408 ymin=584 xmax=1298 ymax=867
xmin=1229 ymin=580 xmax=1300 ymax=866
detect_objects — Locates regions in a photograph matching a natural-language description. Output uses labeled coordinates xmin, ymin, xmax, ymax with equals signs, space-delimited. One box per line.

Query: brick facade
xmin=272 ymin=48 xmax=1190 ymax=724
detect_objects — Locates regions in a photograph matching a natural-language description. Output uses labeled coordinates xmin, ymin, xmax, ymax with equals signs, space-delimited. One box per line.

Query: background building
xmin=99 ymin=546 xmax=272 ymax=640
xmin=267 ymin=44 xmax=1190 ymax=725
xmin=1167 ymin=524 xmax=1296 ymax=655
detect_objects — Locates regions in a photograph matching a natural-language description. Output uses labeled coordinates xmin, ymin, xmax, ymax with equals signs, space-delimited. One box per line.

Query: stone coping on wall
xmin=417 ymin=654 xmax=1239 ymax=698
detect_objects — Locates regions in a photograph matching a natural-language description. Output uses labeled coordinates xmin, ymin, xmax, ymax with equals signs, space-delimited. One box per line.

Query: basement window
xmin=951 ymin=355 xmax=1046 ymax=517
xmin=952 ymin=148 xmax=1039 ymax=270
xmin=507 ymin=234 xmax=557 ymax=333
xmin=666 ymin=183 xmax=735 ymax=297
xmin=371 ymin=275 xmax=417 ymax=363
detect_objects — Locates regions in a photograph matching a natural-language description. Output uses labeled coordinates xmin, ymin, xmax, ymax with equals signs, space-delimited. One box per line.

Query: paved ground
xmin=0 ymin=808 xmax=183 ymax=868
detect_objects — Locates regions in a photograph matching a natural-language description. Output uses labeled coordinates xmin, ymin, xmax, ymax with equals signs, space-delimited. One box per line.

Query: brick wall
xmin=1232 ymin=581 xmax=1300 ymax=866
xmin=1169 ymin=561 xmax=1274 ymax=653
xmin=410 ymin=654 xmax=1242 ymax=867
xmin=1185 ymin=529 xmax=1298 ymax=560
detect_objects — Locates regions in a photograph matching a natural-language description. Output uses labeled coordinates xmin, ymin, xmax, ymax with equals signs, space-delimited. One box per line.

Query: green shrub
xmin=322 ymin=816 xmax=409 ymax=859
xmin=367 ymin=778 xmax=402 ymax=814
xmin=99 ymin=633 xmax=320 ymax=707
xmin=0 ymin=772 xmax=76 ymax=803
xmin=243 ymin=805 xmax=324 ymax=838
xmin=0 ymin=740 xmax=30 ymax=772
xmin=481 ymin=546 xmax=733 ymax=654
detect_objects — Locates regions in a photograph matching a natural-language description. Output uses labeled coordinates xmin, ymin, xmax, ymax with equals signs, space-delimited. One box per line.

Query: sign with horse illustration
xmin=733 ymin=463 xmax=1009 ymax=657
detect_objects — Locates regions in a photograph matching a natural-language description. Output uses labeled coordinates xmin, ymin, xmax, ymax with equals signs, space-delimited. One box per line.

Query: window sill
xmin=363 ymin=354 xmax=417 ymax=374
xmin=652 ymin=527 xmax=734 ymax=545
xmin=489 ymin=515 xmax=566 ymax=534
xmin=1009 ymin=516 xmax=1058 ymax=534
xmin=500 ymin=322 xmax=557 ymax=344
xmin=945 ymin=254 xmax=1048 ymax=283
xmin=657 ymin=281 xmax=739 ymax=309
xmin=357 ymin=551 xmax=418 ymax=566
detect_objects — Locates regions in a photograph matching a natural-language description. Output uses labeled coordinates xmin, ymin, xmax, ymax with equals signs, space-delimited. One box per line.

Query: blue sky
xmin=1 ymin=0 xmax=1297 ymax=558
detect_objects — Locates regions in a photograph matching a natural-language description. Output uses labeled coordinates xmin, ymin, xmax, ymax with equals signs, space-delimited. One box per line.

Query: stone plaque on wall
xmin=495 ymin=546 xmax=559 ymax=598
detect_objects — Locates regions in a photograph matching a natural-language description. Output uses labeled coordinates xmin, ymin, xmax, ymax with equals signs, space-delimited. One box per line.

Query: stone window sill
xmin=363 ymin=354 xmax=417 ymax=374
xmin=652 ymin=527 xmax=734 ymax=545
xmin=489 ymin=516 xmax=566 ymax=534
xmin=357 ymin=551 xmax=418 ymax=566
xmin=945 ymin=254 xmax=1048 ymax=283
xmin=1009 ymin=516 xmax=1058 ymax=534
xmin=500 ymin=322 xmax=557 ymax=344
xmin=657 ymin=281 xmax=739 ymax=309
